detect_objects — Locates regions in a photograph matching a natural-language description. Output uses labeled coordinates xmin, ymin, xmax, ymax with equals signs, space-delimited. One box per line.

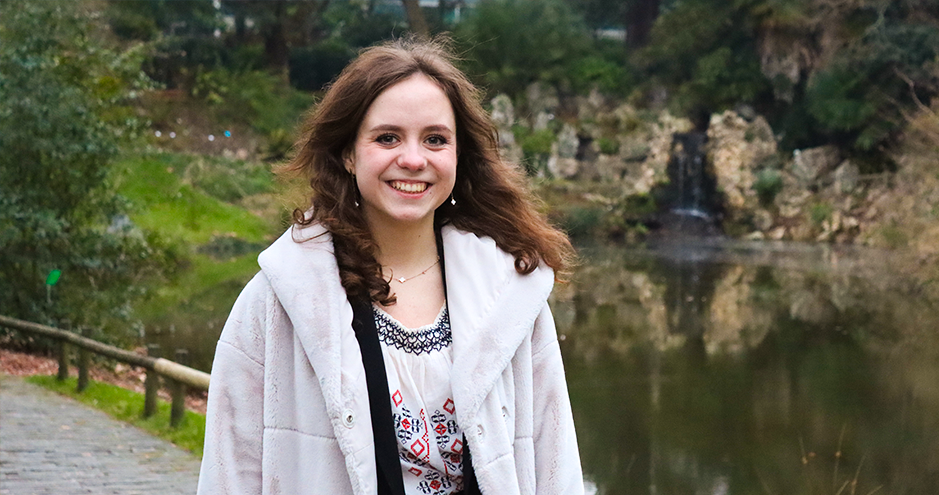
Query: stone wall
xmin=494 ymin=86 xmax=887 ymax=244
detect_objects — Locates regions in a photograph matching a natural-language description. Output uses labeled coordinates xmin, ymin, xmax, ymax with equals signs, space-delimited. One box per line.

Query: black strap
xmin=349 ymin=228 xmax=482 ymax=494
xmin=350 ymin=297 xmax=406 ymax=495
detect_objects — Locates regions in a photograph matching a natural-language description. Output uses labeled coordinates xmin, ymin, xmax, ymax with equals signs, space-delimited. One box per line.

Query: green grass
xmin=113 ymin=151 xmax=274 ymax=327
xmin=115 ymin=153 xmax=273 ymax=245
xmin=26 ymin=375 xmax=206 ymax=457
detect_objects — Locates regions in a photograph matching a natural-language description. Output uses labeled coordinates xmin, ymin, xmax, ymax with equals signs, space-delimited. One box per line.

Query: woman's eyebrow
xmin=367 ymin=124 xmax=454 ymax=134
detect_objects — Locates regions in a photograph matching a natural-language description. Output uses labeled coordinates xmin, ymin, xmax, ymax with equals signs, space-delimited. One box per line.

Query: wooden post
xmin=56 ymin=320 xmax=70 ymax=381
xmin=143 ymin=344 xmax=161 ymax=418
xmin=77 ymin=327 xmax=90 ymax=392
xmin=170 ymin=349 xmax=188 ymax=427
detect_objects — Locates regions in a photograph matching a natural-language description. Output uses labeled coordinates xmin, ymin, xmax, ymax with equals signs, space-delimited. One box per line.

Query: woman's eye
xmin=426 ymin=135 xmax=448 ymax=146
xmin=376 ymin=134 xmax=398 ymax=145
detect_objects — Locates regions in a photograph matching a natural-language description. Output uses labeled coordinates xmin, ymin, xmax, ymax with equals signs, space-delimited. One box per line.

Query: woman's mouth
xmin=389 ymin=180 xmax=428 ymax=193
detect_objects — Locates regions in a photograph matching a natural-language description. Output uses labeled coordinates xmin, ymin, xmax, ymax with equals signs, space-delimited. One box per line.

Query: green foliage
xmin=0 ymin=1 xmax=168 ymax=341
xmin=809 ymin=202 xmax=834 ymax=226
xmin=753 ymin=169 xmax=783 ymax=206
xmin=597 ymin=137 xmax=621 ymax=155
xmin=113 ymin=152 xmax=272 ymax=334
xmin=289 ymin=39 xmax=356 ymax=92
xmin=513 ymin=126 xmax=557 ymax=175
xmin=188 ymin=66 xmax=313 ymax=138
xmin=27 ymin=375 xmax=206 ymax=456
xmin=115 ymin=154 xmax=273 ymax=245
xmin=806 ymin=21 xmax=939 ymax=152
xmin=561 ymin=206 xmax=605 ymax=239
xmin=286 ymin=1 xmax=404 ymax=92
xmin=106 ymin=0 xmax=220 ymax=41
xmin=638 ymin=0 xmax=771 ymax=119
xmin=455 ymin=0 xmax=602 ymax=96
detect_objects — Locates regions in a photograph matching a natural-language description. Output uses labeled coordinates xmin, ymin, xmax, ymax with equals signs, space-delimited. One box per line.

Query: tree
xmin=401 ymin=0 xmax=430 ymax=36
xmin=567 ymin=0 xmax=661 ymax=49
xmin=0 ymin=1 xmax=168 ymax=341
xmin=637 ymin=0 xmax=772 ymax=124
xmin=455 ymin=0 xmax=598 ymax=96
xmin=222 ymin=0 xmax=332 ymax=75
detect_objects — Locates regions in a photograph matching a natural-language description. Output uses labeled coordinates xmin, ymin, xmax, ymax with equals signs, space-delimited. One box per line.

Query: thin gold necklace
xmin=389 ymin=256 xmax=440 ymax=284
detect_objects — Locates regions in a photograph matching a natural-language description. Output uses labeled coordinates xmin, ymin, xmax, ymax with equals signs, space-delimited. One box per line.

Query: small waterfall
xmin=653 ymin=132 xmax=722 ymax=237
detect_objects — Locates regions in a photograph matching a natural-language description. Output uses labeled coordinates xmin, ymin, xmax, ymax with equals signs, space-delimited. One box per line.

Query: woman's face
xmin=347 ymin=73 xmax=457 ymax=232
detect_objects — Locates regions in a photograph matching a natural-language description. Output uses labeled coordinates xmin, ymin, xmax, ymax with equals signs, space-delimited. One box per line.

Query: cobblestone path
xmin=0 ymin=375 xmax=201 ymax=494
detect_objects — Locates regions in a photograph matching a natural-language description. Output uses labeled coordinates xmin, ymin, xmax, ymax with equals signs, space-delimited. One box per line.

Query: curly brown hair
xmin=284 ymin=36 xmax=574 ymax=305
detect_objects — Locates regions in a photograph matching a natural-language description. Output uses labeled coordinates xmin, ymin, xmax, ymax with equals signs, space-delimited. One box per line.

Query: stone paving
xmin=0 ymin=375 xmax=201 ymax=494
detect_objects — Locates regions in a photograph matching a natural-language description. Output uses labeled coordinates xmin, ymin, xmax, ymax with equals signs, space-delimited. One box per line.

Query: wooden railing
xmin=0 ymin=314 xmax=211 ymax=427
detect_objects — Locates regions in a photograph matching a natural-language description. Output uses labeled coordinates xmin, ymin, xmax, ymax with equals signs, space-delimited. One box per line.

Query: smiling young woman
xmin=197 ymin=37 xmax=583 ymax=495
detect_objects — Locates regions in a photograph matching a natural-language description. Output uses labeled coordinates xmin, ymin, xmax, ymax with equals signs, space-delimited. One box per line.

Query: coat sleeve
xmin=197 ymin=273 xmax=270 ymax=495
xmin=530 ymin=302 xmax=585 ymax=494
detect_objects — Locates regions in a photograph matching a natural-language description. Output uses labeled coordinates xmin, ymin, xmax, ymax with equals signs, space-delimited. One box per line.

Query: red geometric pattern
xmin=434 ymin=422 xmax=448 ymax=435
xmin=450 ymin=438 xmax=463 ymax=454
xmin=420 ymin=408 xmax=431 ymax=462
xmin=408 ymin=467 xmax=423 ymax=477
xmin=410 ymin=439 xmax=426 ymax=458
xmin=392 ymin=390 xmax=403 ymax=406
xmin=443 ymin=398 xmax=455 ymax=415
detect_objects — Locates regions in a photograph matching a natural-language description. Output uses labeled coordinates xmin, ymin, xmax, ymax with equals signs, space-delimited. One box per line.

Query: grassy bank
xmin=26 ymin=375 xmax=206 ymax=457
xmin=115 ymin=151 xmax=286 ymax=358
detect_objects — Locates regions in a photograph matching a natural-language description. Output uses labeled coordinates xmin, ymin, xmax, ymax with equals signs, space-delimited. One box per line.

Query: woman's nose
xmin=396 ymin=141 xmax=427 ymax=170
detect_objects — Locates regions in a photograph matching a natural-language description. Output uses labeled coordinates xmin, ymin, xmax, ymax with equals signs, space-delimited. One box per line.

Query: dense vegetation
xmin=2 ymin=0 xmax=938 ymax=346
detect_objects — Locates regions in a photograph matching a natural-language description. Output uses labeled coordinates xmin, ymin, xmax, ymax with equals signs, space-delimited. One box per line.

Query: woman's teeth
xmin=390 ymin=181 xmax=427 ymax=193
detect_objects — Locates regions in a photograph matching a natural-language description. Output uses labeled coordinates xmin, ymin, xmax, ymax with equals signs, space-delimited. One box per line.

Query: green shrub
xmin=596 ymin=137 xmax=621 ymax=155
xmin=569 ymin=54 xmax=632 ymax=97
xmin=561 ymin=206 xmax=605 ymax=239
xmin=753 ymin=169 xmax=783 ymax=206
xmin=806 ymin=22 xmax=939 ymax=154
xmin=809 ymin=202 xmax=834 ymax=226
xmin=0 ymin=1 xmax=168 ymax=340
xmin=514 ymin=126 xmax=556 ymax=175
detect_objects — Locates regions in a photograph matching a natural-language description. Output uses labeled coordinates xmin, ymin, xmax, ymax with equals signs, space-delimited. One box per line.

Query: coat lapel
xmin=441 ymin=226 xmax=555 ymax=424
xmin=257 ymin=225 xmax=354 ymax=445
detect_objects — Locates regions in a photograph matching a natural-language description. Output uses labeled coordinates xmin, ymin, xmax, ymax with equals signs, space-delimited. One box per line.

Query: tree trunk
xmin=263 ymin=1 xmax=289 ymax=77
xmin=401 ymin=0 xmax=430 ymax=36
xmin=626 ymin=0 xmax=660 ymax=49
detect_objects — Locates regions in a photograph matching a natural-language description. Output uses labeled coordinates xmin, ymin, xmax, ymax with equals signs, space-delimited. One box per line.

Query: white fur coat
xmin=196 ymin=223 xmax=584 ymax=494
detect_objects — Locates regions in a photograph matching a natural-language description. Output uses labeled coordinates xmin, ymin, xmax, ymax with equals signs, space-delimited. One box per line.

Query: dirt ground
xmin=0 ymin=347 xmax=207 ymax=415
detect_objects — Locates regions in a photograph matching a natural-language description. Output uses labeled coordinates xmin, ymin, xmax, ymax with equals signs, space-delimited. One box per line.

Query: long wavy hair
xmin=285 ymin=36 xmax=574 ymax=305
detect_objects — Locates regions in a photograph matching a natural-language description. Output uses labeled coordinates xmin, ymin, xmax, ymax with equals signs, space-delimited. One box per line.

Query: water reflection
xmin=555 ymin=240 xmax=939 ymax=494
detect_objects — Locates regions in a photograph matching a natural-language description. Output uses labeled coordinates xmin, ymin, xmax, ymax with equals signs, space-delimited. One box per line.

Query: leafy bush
xmin=179 ymin=65 xmax=311 ymax=154
xmin=568 ymin=44 xmax=634 ymax=97
xmin=0 ymin=1 xmax=169 ymax=340
xmin=596 ymin=137 xmax=621 ymax=155
xmin=806 ymin=21 xmax=939 ymax=153
xmin=514 ymin=126 xmax=556 ymax=175
xmin=753 ymin=169 xmax=783 ymax=206
xmin=809 ymin=202 xmax=834 ymax=226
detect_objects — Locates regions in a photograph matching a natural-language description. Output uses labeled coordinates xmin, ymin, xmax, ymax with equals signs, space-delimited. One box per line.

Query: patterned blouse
xmin=373 ymin=304 xmax=464 ymax=495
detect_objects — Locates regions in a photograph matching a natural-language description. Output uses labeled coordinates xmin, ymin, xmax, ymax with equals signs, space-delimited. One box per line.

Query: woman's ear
xmin=343 ymin=149 xmax=355 ymax=175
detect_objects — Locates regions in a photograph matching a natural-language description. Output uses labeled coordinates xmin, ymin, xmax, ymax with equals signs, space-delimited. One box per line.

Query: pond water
xmin=150 ymin=238 xmax=939 ymax=494
xmin=557 ymin=239 xmax=939 ymax=494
